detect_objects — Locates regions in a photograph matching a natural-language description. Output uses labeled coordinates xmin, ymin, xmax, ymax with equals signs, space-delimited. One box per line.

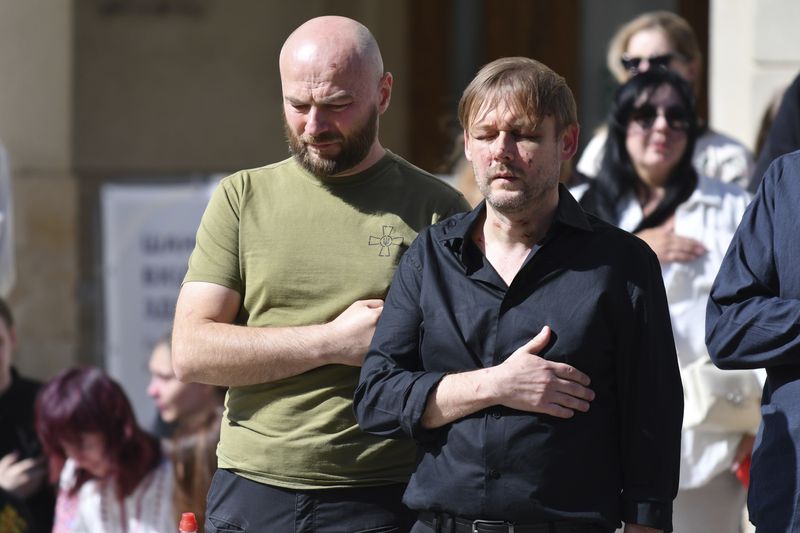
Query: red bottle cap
xmin=179 ymin=512 xmax=198 ymax=532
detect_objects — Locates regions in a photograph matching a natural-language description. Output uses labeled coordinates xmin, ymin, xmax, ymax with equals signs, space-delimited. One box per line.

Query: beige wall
xmin=0 ymin=0 xmax=77 ymax=379
xmin=73 ymin=0 xmax=409 ymax=174
xmin=709 ymin=0 xmax=800 ymax=152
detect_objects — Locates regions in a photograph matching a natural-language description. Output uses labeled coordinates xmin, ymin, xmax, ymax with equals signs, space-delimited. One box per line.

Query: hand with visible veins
xmin=635 ymin=216 xmax=706 ymax=264
xmin=488 ymin=326 xmax=595 ymax=418
xmin=326 ymin=299 xmax=384 ymax=366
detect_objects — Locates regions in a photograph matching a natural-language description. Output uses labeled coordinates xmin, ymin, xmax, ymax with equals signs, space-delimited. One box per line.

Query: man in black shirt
xmin=354 ymin=57 xmax=682 ymax=533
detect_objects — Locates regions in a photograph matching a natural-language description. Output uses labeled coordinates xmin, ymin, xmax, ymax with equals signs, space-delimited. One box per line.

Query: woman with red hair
xmin=36 ymin=367 xmax=174 ymax=532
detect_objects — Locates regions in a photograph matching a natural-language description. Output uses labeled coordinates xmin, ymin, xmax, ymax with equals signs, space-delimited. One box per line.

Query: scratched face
xmin=465 ymin=103 xmax=567 ymax=213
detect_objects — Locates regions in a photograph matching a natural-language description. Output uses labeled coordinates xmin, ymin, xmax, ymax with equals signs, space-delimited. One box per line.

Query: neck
xmin=473 ymin=187 xmax=559 ymax=286
xmin=636 ymin=182 xmax=666 ymax=217
xmin=483 ymin=186 xmax=559 ymax=247
xmin=635 ymin=164 xmax=670 ymax=189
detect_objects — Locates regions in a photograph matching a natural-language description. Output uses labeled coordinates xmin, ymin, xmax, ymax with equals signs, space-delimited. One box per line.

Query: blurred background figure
xmin=574 ymin=69 xmax=758 ymax=533
xmin=37 ymin=367 xmax=174 ymax=533
xmin=168 ymin=412 xmax=220 ymax=531
xmin=147 ymin=332 xmax=224 ymax=438
xmin=748 ymin=71 xmax=800 ymax=192
xmin=147 ymin=332 xmax=223 ymax=528
xmin=577 ymin=11 xmax=753 ymax=188
xmin=0 ymin=298 xmax=54 ymax=532
xmin=0 ymin=141 xmax=13 ymax=300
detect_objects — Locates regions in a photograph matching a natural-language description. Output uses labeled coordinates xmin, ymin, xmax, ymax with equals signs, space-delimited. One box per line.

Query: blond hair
xmin=458 ymin=57 xmax=577 ymax=135
xmin=606 ymin=11 xmax=701 ymax=83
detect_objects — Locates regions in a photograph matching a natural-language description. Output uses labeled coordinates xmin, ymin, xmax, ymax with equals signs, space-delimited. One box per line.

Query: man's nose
xmin=491 ymin=132 xmax=514 ymax=160
xmin=304 ymin=106 xmax=329 ymax=137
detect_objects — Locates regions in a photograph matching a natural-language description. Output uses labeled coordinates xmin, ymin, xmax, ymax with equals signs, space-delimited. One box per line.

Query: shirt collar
xmin=439 ymin=183 xmax=594 ymax=254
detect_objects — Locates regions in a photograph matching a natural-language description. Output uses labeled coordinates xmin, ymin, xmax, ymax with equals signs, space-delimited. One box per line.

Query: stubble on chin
xmin=477 ymin=172 xmax=559 ymax=216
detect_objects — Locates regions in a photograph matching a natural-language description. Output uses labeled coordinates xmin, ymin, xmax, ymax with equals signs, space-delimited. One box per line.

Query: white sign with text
xmin=101 ymin=179 xmax=220 ymax=425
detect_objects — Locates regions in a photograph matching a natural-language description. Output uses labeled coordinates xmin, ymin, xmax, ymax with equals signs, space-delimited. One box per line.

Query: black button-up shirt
xmin=354 ymin=187 xmax=682 ymax=531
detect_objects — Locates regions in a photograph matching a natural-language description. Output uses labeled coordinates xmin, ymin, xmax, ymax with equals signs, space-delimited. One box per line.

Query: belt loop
xmin=430 ymin=513 xmax=440 ymax=533
xmin=444 ymin=514 xmax=455 ymax=533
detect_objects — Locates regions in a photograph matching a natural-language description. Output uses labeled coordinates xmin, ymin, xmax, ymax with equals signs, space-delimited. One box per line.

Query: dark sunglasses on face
xmin=620 ymin=53 xmax=674 ymax=73
xmin=629 ymin=104 xmax=691 ymax=132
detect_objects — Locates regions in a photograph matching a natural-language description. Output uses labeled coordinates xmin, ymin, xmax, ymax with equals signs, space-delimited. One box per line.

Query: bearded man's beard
xmin=284 ymin=107 xmax=379 ymax=178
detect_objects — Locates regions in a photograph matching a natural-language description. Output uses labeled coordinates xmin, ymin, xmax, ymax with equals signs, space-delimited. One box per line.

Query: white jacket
xmin=572 ymin=176 xmax=759 ymax=488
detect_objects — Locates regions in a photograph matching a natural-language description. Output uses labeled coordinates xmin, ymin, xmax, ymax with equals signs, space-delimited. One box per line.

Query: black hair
xmin=580 ymin=69 xmax=699 ymax=231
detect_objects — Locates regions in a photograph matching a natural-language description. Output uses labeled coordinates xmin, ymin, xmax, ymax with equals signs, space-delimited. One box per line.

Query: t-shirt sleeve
xmin=183 ymin=175 xmax=244 ymax=293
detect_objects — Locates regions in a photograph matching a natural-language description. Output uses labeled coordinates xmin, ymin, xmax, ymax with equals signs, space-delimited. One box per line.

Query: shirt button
xmin=491 ymin=410 xmax=501 ymax=419
xmin=488 ymin=469 xmax=501 ymax=480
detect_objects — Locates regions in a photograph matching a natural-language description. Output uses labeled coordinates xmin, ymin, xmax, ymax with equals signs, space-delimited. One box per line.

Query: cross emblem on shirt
xmin=369 ymin=226 xmax=404 ymax=257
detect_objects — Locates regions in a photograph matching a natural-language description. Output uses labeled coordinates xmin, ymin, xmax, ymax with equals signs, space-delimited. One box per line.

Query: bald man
xmin=172 ymin=16 xmax=468 ymax=531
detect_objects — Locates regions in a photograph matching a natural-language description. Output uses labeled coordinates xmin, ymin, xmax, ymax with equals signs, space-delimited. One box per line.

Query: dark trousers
xmin=205 ymin=468 xmax=415 ymax=532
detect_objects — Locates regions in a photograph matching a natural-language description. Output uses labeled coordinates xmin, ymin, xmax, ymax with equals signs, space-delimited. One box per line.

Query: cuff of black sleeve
xmin=403 ymin=371 xmax=447 ymax=442
xmin=621 ymin=500 xmax=673 ymax=532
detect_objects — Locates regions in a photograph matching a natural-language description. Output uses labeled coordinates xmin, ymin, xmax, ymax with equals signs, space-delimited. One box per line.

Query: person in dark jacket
xmin=707 ymin=149 xmax=800 ymax=532
xmin=748 ymin=72 xmax=800 ymax=192
xmin=0 ymin=298 xmax=54 ymax=532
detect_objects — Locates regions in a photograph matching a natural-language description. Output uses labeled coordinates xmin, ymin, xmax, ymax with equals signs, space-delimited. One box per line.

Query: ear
xmin=463 ymin=129 xmax=473 ymax=162
xmin=377 ymin=72 xmax=393 ymax=114
xmin=560 ymin=124 xmax=580 ymax=161
xmin=561 ymin=124 xmax=581 ymax=161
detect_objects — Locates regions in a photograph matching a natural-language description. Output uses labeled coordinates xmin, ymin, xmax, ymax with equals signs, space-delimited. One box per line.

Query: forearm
xmin=172 ymin=319 xmax=339 ymax=386
xmin=421 ymin=327 xmax=593 ymax=429
xmin=172 ymin=282 xmax=381 ymax=386
xmin=421 ymin=369 xmax=496 ymax=429
xmin=707 ymin=294 xmax=800 ymax=369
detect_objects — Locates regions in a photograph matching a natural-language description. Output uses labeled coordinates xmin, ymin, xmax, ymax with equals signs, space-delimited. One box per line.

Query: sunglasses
xmin=620 ymin=53 xmax=674 ymax=73
xmin=629 ymin=104 xmax=691 ymax=132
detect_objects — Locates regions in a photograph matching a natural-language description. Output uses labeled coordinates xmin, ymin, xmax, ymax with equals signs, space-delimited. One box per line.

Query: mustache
xmin=300 ymin=132 xmax=344 ymax=144
xmin=487 ymin=164 xmax=521 ymax=178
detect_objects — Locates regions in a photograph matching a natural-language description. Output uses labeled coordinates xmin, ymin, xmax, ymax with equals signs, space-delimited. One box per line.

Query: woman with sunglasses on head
xmin=36 ymin=367 xmax=175 ymax=533
xmin=573 ymin=69 xmax=758 ymax=533
xmin=578 ymin=11 xmax=753 ymax=188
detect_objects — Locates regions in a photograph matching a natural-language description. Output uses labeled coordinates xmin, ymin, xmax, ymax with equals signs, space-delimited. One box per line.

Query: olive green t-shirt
xmin=184 ymin=152 xmax=468 ymax=489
